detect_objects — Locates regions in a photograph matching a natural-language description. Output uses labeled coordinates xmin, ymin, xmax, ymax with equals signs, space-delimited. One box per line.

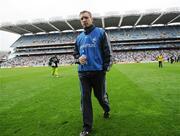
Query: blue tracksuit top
xmin=76 ymin=27 xmax=105 ymax=71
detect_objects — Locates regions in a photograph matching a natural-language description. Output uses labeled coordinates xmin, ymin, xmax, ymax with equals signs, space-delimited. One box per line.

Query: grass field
xmin=0 ymin=63 xmax=180 ymax=136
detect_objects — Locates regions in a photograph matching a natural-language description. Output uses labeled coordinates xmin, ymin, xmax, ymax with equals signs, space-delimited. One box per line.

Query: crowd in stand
xmin=13 ymin=32 xmax=79 ymax=48
xmin=1 ymin=26 xmax=180 ymax=68
xmin=12 ymin=26 xmax=180 ymax=48
xmin=107 ymin=26 xmax=180 ymax=41
xmin=113 ymin=49 xmax=180 ymax=63
xmin=1 ymin=49 xmax=179 ymax=68
xmin=0 ymin=54 xmax=74 ymax=68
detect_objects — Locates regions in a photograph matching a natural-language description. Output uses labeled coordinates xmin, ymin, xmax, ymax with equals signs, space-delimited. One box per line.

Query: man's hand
xmin=79 ymin=55 xmax=87 ymax=65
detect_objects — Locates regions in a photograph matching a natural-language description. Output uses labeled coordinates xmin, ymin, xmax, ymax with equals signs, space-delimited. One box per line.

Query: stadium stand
xmin=0 ymin=51 xmax=9 ymax=66
xmin=0 ymin=10 xmax=180 ymax=67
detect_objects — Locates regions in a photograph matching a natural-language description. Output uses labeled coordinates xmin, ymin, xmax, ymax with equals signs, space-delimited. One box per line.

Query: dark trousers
xmin=159 ymin=61 xmax=163 ymax=68
xmin=78 ymin=71 xmax=110 ymax=131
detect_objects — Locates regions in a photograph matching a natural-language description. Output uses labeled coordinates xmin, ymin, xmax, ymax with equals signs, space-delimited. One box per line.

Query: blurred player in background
xmin=157 ymin=54 xmax=164 ymax=68
xmin=48 ymin=55 xmax=59 ymax=77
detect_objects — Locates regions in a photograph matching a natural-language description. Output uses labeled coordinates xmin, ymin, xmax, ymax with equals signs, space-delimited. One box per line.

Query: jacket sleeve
xmin=73 ymin=40 xmax=80 ymax=64
xmin=101 ymin=31 xmax=113 ymax=71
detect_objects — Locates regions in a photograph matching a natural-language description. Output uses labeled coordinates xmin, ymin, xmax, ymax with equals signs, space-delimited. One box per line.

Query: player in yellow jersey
xmin=157 ymin=54 xmax=164 ymax=68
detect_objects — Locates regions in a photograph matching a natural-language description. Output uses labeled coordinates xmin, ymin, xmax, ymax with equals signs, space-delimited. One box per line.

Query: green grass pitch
xmin=0 ymin=63 xmax=180 ymax=136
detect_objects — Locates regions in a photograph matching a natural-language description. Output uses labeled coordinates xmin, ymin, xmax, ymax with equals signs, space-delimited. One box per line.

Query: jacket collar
xmin=84 ymin=25 xmax=95 ymax=35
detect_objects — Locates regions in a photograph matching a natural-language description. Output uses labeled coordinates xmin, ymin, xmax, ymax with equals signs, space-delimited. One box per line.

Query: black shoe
xmin=104 ymin=112 xmax=110 ymax=118
xmin=80 ymin=130 xmax=90 ymax=136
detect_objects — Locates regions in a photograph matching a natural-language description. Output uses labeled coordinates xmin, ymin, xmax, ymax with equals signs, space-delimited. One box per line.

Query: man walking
xmin=73 ymin=10 xmax=112 ymax=136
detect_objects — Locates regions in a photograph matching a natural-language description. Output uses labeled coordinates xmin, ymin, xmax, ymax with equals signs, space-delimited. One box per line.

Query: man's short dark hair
xmin=79 ymin=10 xmax=92 ymax=17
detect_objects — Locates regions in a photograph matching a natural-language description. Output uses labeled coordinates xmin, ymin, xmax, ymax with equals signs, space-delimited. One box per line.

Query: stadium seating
xmin=1 ymin=25 xmax=180 ymax=67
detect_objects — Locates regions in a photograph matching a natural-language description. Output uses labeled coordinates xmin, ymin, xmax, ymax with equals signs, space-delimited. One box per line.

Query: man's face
xmin=80 ymin=12 xmax=93 ymax=28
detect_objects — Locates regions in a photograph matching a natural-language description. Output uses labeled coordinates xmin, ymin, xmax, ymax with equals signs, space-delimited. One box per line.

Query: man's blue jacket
xmin=73 ymin=25 xmax=112 ymax=72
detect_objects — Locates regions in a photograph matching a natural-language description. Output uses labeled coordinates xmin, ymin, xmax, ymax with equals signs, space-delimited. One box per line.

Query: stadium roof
xmin=0 ymin=10 xmax=180 ymax=35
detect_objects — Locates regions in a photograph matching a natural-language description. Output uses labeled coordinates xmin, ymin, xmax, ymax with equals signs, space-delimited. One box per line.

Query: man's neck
xmin=84 ymin=25 xmax=95 ymax=34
